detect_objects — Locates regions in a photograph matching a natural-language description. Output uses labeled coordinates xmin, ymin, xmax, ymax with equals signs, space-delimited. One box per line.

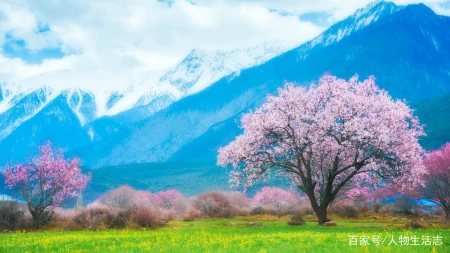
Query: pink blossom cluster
xmin=218 ymin=75 xmax=425 ymax=193
xmin=252 ymin=187 xmax=297 ymax=209
xmin=423 ymin=143 xmax=450 ymax=179
xmin=2 ymin=142 xmax=90 ymax=207
xmin=97 ymin=185 xmax=185 ymax=210
xmin=421 ymin=143 xmax=450 ymax=215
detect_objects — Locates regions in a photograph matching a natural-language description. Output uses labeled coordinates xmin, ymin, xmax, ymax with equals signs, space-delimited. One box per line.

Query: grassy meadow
xmin=1 ymin=216 xmax=449 ymax=253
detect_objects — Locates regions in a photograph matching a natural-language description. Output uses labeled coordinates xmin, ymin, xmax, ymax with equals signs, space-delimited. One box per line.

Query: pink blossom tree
xmin=218 ymin=75 xmax=425 ymax=225
xmin=252 ymin=187 xmax=297 ymax=209
xmin=99 ymin=185 xmax=138 ymax=210
xmin=343 ymin=186 xmax=375 ymax=203
xmin=156 ymin=189 xmax=184 ymax=209
xmin=2 ymin=142 xmax=90 ymax=228
xmin=420 ymin=143 xmax=450 ymax=220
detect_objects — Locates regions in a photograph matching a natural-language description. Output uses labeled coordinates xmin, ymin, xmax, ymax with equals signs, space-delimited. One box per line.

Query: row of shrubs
xmin=0 ymin=186 xmax=443 ymax=231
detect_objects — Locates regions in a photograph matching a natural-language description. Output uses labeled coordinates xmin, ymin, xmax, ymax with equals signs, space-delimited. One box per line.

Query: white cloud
xmin=0 ymin=0 xmax=448 ymax=86
xmin=0 ymin=0 xmax=324 ymax=83
xmin=201 ymin=0 xmax=450 ymax=23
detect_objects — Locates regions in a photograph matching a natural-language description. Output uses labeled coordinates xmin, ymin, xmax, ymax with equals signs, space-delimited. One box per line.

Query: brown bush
xmin=109 ymin=210 xmax=130 ymax=229
xmin=233 ymin=207 xmax=251 ymax=216
xmin=357 ymin=204 xmax=370 ymax=214
xmin=373 ymin=203 xmax=383 ymax=213
xmin=98 ymin=186 xmax=136 ymax=211
xmin=183 ymin=207 xmax=203 ymax=221
xmin=130 ymin=206 xmax=163 ymax=228
xmin=226 ymin=191 xmax=251 ymax=209
xmin=329 ymin=203 xmax=358 ymax=218
xmin=73 ymin=204 xmax=113 ymax=230
xmin=250 ymin=206 xmax=265 ymax=215
xmin=160 ymin=209 xmax=178 ymax=221
xmin=250 ymin=205 xmax=294 ymax=217
xmin=193 ymin=192 xmax=234 ymax=218
xmin=53 ymin=208 xmax=78 ymax=223
xmin=0 ymin=201 xmax=26 ymax=230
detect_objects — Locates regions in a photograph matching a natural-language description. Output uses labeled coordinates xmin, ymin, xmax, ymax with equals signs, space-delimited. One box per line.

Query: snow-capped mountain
xmin=0 ymin=86 xmax=54 ymax=140
xmin=307 ymin=0 xmax=402 ymax=49
xmin=0 ymin=40 xmax=299 ymax=142
xmin=149 ymin=40 xmax=298 ymax=99
xmin=83 ymin=1 xmax=450 ymax=168
xmin=2 ymin=1 xmax=450 ymax=169
xmin=119 ymin=41 xmax=300 ymax=124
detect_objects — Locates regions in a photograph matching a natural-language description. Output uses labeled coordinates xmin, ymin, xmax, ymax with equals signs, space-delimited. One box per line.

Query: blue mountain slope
xmin=68 ymin=117 xmax=131 ymax=165
xmin=0 ymin=87 xmax=52 ymax=141
xmin=414 ymin=95 xmax=450 ymax=150
xmin=0 ymin=93 xmax=91 ymax=164
xmin=168 ymin=111 xmax=245 ymax=162
xmin=89 ymin=2 xmax=450 ymax=168
xmin=168 ymin=93 xmax=450 ymax=162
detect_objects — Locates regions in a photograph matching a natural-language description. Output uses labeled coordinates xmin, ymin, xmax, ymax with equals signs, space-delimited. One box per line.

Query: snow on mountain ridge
xmin=0 ymin=86 xmax=55 ymax=140
xmin=166 ymin=40 xmax=298 ymax=96
xmin=308 ymin=0 xmax=402 ymax=48
xmin=135 ymin=40 xmax=298 ymax=118
xmin=0 ymin=40 xmax=300 ymax=139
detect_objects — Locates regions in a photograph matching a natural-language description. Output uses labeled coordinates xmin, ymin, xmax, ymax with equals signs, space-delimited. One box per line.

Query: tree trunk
xmin=445 ymin=209 xmax=450 ymax=221
xmin=308 ymin=197 xmax=331 ymax=225
xmin=316 ymin=207 xmax=331 ymax=225
xmin=30 ymin=210 xmax=41 ymax=229
xmin=304 ymin=190 xmax=332 ymax=225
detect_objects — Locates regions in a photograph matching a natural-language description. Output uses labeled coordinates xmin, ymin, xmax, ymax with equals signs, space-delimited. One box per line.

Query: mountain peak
xmin=305 ymin=1 xmax=401 ymax=48
xmin=353 ymin=0 xmax=396 ymax=18
xmin=402 ymin=2 xmax=437 ymax=17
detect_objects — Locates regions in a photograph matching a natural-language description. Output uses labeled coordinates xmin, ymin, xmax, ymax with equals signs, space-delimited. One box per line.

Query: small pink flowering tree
xmin=156 ymin=189 xmax=184 ymax=209
xmin=218 ymin=75 xmax=425 ymax=225
xmin=99 ymin=185 xmax=138 ymax=210
xmin=343 ymin=186 xmax=375 ymax=203
xmin=252 ymin=187 xmax=297 ymax=209
xmin=420 ymin=143 xmax=450 ymax=220
xmin=2 ymin=142 xmax=90 ymax=228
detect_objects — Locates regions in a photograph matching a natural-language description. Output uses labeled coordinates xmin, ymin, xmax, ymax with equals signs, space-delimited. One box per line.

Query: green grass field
xmin=1 ymin=217 xmax=449 ymax=253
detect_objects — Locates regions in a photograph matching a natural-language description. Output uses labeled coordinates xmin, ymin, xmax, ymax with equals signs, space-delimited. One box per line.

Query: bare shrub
xmin=156 ymin=189 xmax=184 ymax=209
xmin=252 ymin=187 xmax=297 ymax=210
xmin=224 ymin=191 xmax=251 ymax=216
xmin=329 ymin=203 xmax=358 ymax=218
xmin=129 ymin=206 xmax=163 ymax=228
xmin=233 ymin=207 xmax=251 ymax=216
xmin=226 ymin=191 xmax=250 ymax=208
xmin=249 ymin=205 xmax=295 ymax=217
xmin=193 ymin=192 xmax=234 ymax=218
xmin=183 ymin=207 xmax=202 ymax=222
xmin=250 ymin=206 xmax=264 ymax=215
xmin=73 ymin=204 xmax=113 ymax=230
xmin=53 ymin=208 xmax=79 ymax=222
xmin=357 ymin=204 xmax=370 ymax=214
xmin=52 ymin=208 xmax=80 ymax=230
xmin=160 ymin=208 xmax=177 ymax=221
xmin=109 ymin=210 xmax=130 ymax=229
xmin=394 ymin=195 xmax=415 ymax=214
xmin=98 ymin=185 xmax=136 ymax=211
xmin=0 ymin=201 xmax=26 ymax=230
xmin=373 ymin=203 xmax=383 ymax=213
xmin=380 ymin=204 xmax=395 ymax=215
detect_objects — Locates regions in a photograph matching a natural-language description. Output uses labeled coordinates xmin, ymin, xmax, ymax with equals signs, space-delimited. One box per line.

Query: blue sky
xmin=2 ymin=22 xmax=66 ymax=64
xmin=3 ymin=33 xmax=65 ymax=64
xmin=0 ymin=0 xmax=449 ymax=83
